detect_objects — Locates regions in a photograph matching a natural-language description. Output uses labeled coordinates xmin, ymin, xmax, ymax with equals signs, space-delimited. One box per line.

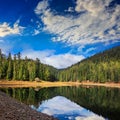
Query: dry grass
xmin=0 ymin=80 xmax=120 ymax=88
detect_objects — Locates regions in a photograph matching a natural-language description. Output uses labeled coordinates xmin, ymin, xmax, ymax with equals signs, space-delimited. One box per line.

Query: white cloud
xmin=75 ymin=0 xmax=112 ymax=16
xmin=0 ymin=20 xmax=23 ymax=37
xmin=85 ymin=47 xmax=96 ymax=54
xmin=44 ymin=53 xmax=85 ymax=69
xmin=33 ymin=29 xmax=40 ymax=35
xmin=22 ymin=49 xmax=85 ymax=69
xmin=35 ymin=0 xmax=49 ymax=14
xmin=77 ymin=45 xmax=85 ymax=52
xmin=34 ymin=96 xmax=105 ymax=120
xmin=65 ymin=7 xmax=74 ymax=12
xmin=35 ymin=0 xmax=120 ymax=50
xmin=22 ymin=49 xmax=55 ymax=61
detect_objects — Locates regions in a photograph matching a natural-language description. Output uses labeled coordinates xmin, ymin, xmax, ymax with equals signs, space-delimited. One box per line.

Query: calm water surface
xmin=0 ymin=86 xmax=120 ymax=120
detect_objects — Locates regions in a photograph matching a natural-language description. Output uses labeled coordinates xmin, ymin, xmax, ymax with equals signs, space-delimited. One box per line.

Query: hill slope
xmin=57 ymin=46 xmax=120 ymax=83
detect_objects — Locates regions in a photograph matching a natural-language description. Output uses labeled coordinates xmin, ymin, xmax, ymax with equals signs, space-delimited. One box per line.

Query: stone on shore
xmin=0 ymin=91 xmax=57 ymax=120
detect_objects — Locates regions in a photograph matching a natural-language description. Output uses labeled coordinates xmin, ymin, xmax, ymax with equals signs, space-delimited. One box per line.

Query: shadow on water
xmin=0 ymin=86 xmax=120 ymax=120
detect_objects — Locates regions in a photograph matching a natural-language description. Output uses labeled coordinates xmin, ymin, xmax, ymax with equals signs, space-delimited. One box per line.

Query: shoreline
xmin=0 ymin=80 xmax=120 ymax=88
xmin=0 ymin=91 xmax=57 ymax=120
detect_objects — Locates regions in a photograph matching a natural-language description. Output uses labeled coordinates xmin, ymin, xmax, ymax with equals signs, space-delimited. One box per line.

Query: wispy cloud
xmin=22 ymin=49 xmax=55 ymax=60
xmin=33 ymin=29 xmax=40 ymax=35
xmin=35 ymin=0 xmax=49 ymax=15
xmin=35 ymin=0 xmax=120 ymax=49
xmin=22 ymin=49 xmax=85 ymax=68
xmin=0 ymin=40 xmax=13 ymax=54
xmin=0 ymin=20 xmax=23 ymax=37
xmin=85 ymin=47 xmax=96 ymax=54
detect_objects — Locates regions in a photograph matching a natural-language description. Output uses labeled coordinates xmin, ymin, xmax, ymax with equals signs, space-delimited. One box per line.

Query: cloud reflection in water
xmin=31 ymin=96 xmax=105 ymax=120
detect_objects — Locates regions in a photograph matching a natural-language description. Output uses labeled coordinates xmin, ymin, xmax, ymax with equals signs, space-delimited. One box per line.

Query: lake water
xmin=0 ymin=86 xmax=120 ymax=120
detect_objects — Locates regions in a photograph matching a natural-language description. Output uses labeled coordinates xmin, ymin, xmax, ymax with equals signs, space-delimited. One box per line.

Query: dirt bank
xmin=0 ymin=91 xmax=57 ymax=120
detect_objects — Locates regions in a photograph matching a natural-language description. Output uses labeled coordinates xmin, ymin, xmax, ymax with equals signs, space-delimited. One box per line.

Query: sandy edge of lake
xmin=0 ymin=80 xmax=120 ymax=88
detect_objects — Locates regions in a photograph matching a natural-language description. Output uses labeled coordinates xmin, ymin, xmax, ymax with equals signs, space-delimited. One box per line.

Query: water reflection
xmin=0 ymin=86 xmax=120 ymax=120
xmin=31 ymin=96 xmax=105 ymax=120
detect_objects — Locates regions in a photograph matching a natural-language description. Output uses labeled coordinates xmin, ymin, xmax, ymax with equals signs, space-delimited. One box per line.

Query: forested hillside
xmin=0 ymin=46 xmax=120 ymax=82
xmin=0 ymin=49 xmax=58 ymax=81
xmin=57 ymin=46 xmax=120 ymax=83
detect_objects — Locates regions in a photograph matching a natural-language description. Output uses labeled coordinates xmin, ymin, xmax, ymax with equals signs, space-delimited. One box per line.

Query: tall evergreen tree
xmin=6 ymin=53 xmax=13 ymax=80
xmin=13 ymin=54 xmax=17 ymax=80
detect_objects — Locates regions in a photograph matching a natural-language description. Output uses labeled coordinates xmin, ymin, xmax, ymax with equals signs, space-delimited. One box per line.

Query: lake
xmin=0 ymin=86 xmax=120 ymax=120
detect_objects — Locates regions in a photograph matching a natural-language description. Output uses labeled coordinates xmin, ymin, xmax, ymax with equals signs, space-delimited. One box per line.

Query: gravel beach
xmin=0 ymin=91 xmax=57 ymax=120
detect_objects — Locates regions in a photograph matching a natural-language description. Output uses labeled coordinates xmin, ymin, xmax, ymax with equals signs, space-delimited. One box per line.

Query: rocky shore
xmin=0 ymin=91 xmax=57 ymax=120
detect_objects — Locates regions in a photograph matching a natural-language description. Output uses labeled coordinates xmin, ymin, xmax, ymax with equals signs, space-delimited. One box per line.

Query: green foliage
xmin=6 ymin=53 xmax=13 ymax=80
xmin=0 ymin=49 xmax=58 ymax=81
xmin=0 ymin=46 xmax=120 ymax=82
xmin=57 ymin=46 xmax=120 ymax=83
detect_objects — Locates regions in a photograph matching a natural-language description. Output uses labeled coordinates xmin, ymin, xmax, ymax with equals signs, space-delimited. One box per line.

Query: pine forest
xmin=0 ymin=46 xmax=120 ymax=83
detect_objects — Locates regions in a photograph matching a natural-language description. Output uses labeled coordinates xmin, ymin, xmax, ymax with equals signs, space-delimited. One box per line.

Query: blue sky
xmin=0 ymin=0 xmax=120 ymax=69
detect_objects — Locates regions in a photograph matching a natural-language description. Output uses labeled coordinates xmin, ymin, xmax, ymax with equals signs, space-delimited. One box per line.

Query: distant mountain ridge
xmin=73 ymin=46 xmax=120 ymax=66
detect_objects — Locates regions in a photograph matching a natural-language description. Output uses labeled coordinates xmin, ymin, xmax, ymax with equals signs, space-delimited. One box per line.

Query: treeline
xmin=57 ymin=46 xmax=120 ymax=83
xmin=0 ymin=49 xmax=58 ymax=81
xmin=0 ymin=46 xmax=120 ymax=82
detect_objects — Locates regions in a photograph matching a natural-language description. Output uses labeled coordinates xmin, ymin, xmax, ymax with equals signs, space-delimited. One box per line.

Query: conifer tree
xmin=6 ymin=53 xmax=13 ymax=80
xmin=13 ymin=54 xmax=17 ymax=80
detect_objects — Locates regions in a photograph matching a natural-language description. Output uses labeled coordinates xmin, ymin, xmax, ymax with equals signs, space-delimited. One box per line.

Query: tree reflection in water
xmin=0 ymin=86 xmax=120 ymax=120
